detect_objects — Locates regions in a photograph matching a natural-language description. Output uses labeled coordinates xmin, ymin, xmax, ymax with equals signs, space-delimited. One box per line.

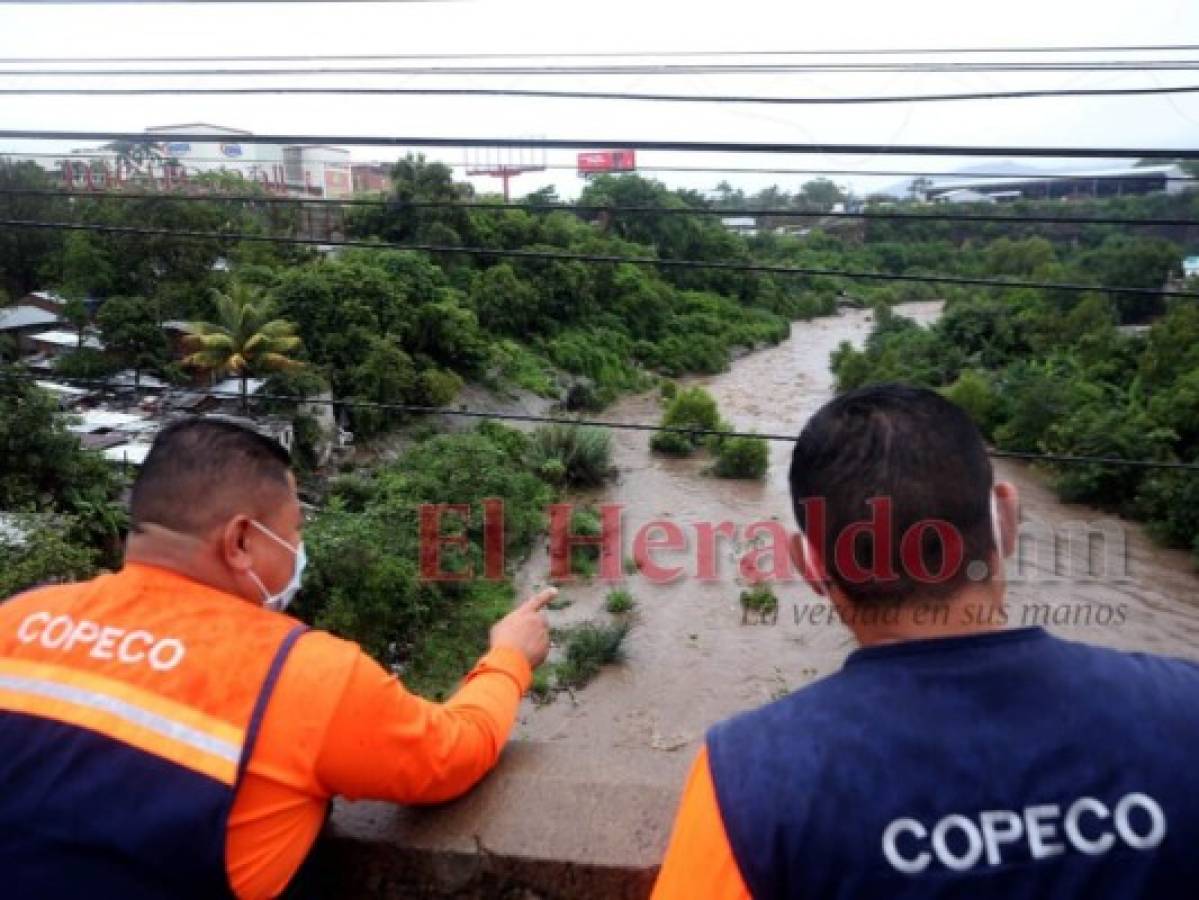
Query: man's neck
xmin=845 ymin=582 xmax=1007 ymax=648
xmin=124 ymin=525 xmax=252 ymax=603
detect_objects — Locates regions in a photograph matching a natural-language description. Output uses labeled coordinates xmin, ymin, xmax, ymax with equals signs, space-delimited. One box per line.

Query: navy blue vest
xmin=0 ymin=623 xmax=307 ymax=899
xmin=707 ymin=627 xmax=1199 ymax=899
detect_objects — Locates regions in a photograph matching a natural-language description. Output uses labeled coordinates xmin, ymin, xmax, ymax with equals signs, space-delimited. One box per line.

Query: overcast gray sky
xmin=1 ymin=0 xmax=1197 ymax=198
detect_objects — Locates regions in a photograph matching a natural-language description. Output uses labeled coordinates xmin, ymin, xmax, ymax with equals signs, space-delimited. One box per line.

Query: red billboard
xmin=577 ymin=150 xmax=637 ymax=175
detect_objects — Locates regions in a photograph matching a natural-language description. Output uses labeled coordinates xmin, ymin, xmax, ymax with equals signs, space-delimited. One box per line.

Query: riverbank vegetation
xmin=828 ymin=191 xmax=1199 ymax=563
xmin=5 ymin=152 xmax=1199 ymax=685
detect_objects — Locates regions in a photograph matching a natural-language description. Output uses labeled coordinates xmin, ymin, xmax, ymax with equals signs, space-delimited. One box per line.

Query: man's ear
xmin=790 ymin=531 xmax=827 ymax=597
xmin=994 ymin=481 xmax=1019 ymax=559
xmin=220 ymin=515 xmax=256 ymax=574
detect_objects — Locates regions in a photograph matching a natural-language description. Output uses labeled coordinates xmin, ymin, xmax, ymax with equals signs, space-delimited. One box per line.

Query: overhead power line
xmin=609 ymin=164 xmax=1198 ymax=181
xmin=3 ymin=218 xmax=1195 ymax=299
xmin=2 ymin=130 xmax=1196 ymax=159
xmin=5 ymin=45 xmax=1199 ymax=63
xmin=6 ymin=83 xmax=1199 ymax=104
xmin=0 ymin=0 xmax=455 ymax=4
xmin=7 ymin=61 xmax=1199 ymax=76
xmin=6 ymin=151 xmax=1194 ymax=183
xmin=4 ymin=187 xmax=1197 ymax=228
xmin=3 ymin=370 xmax=1193 ymax=472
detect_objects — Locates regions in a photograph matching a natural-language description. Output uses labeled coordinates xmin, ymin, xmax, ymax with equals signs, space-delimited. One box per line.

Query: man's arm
xmin=314 ymin=588 xmax=554 ymax=803
xmin=652 ymin=745 xmax=751 ymax=900
xmin=314 ymin=643 xmax=528 ymax=802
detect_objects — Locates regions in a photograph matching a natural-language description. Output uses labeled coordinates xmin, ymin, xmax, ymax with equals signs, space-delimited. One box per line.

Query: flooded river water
xmin=513 ymin=302 xmax=1199 ymax=754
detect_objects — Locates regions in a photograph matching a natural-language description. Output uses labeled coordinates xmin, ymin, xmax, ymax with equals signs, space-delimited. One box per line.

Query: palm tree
xmin=182 ymin=284 xmax=303 ymax=411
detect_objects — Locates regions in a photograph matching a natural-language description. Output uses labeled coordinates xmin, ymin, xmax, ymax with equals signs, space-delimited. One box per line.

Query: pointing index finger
xmin=522 ymin=587 xmax=559 ymax=612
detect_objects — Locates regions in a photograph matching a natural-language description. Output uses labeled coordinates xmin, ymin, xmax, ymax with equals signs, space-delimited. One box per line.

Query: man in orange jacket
xmin=0 ymin=417 xmax=553 ymax=899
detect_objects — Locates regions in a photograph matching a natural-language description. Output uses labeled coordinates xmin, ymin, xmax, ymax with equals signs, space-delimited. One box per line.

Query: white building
xmin=23 ymin=123 xmax=352 ymax=200
xmin=720 ymin=217 xmax=758 ymax=237
xmin=934 ymin=189 xmax=998 ymax=205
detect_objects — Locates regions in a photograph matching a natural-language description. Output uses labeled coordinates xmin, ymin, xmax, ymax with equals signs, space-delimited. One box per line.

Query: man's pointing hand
xmin=490 ymin=587 xmax=557 ymax=670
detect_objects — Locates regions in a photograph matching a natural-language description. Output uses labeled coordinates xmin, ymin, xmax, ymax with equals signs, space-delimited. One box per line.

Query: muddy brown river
xmin=512 ymin=302 xmax=1199 ymax=753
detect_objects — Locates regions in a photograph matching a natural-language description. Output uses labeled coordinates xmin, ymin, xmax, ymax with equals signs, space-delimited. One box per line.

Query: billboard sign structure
xmin=577 ymin=150 xmax=637 ymax=176
xmin=463 ymin=143 xmax=547 ymax=201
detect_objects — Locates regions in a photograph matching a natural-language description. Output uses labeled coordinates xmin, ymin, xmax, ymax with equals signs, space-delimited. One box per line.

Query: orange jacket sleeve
xmin=227 ymin=635 xmax=532 ymax=899
xmin=313 ymin=643 xmax=532 ymax=803
xmin=652 ymin=745 xmax=752 ymax=900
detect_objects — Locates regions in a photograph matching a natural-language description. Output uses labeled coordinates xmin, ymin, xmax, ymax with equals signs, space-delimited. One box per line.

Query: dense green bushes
xmin=832 ymin=269 xmax=1199 ymax=561
xmin=0 ymin=516 xmax=99 ymax=599
xmin=298 ymin=423 xmax=553 ymax=696
xmin=649 ymin=385 xmax=769 ymax=478
xmin=651 ymin=386 xmax=721 ymax=455
xmin=714 ymin=435 xmax=769 ymax=479
xmin=0 ymin=375 xmax=125 ymax=563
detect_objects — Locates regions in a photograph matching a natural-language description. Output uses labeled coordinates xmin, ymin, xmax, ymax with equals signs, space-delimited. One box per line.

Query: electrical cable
xmin=3 ymin=370 xmax=1194 ymax=471
xmin=5 ymin=84 xmax=1199 ymax=104
xmin=6 ymin=44 xmax=1199 ymax=63
xmin=2 ymin=130 xmax=1197 ymax=159
xmin=3 ymin=218 xmax=1196 ymax=298
xmin=3 ymin=187 xmax=1197 ymax=228
xmin=8 ymin=62 xmax=1199 ymax=76
xmin=8 ymin=151 xmax=1194 ymax=183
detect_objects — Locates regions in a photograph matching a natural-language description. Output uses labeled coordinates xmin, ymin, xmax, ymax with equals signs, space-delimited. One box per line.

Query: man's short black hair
xmin=789 ymin=383 xmax=994 ymax=606
xmin=130 ymin=417 xmax=293 ymax=535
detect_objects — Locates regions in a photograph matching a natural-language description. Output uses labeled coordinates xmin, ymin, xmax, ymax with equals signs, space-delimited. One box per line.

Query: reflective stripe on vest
xmin=0 ymin=657 xmax=243 ymax=783
xmin=0 ymin=567 xmax=310 ymax=899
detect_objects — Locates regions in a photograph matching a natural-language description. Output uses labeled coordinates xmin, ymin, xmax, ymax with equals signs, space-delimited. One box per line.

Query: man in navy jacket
xmin=654 ymin=383 xmax=1199 ymax=900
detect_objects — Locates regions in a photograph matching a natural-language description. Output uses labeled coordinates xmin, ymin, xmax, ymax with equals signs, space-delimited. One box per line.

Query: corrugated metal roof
xmin=0 ymin=305 xmax=60 ymax=331
xmin=28 ymin=329 xmax=103 ymax=350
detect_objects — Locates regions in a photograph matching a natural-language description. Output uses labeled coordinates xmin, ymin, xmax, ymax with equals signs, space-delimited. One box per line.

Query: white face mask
xmin=247 ymin=520 xmax=306 ymax=612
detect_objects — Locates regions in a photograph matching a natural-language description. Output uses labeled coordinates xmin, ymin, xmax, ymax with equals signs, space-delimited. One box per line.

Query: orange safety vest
xmin=0 ymin=564 xmax=308 ymax=899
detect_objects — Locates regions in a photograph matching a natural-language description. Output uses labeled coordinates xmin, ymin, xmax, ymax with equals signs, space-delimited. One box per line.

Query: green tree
xmin=796 ymin=178 xmax=846 ymax=212
xmin=96 ymin=296 xmax=170 ymax=386
xmin=983 ymin=237 xmax=1056 ymax=277
xmin=347 ymin=153 xmax=475 ymax=246
xmin=469 ymin=263 xmax=540 ymax=335
xmin=59 ymin=297 xmax=90 ymax=351
xmin=0 ymin=373 xmax=124 ymax=559
xmin=0 ymin=516 xmax=99 ymax=598
xmin=0 ymin=161 xmax=66 ymax=296
xmin=182 ymin=283 xmax=303 ymax=409
xmin=60 ymin=231 xmax=115 ymax=300
xmin=345 ymin=337 xmax=417 ymax=437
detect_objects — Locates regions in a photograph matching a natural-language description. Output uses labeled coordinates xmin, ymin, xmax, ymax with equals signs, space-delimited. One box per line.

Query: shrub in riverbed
xmin=740 ymin=582 xmax=779 ymax=624
xmin=650 ymin=386 xmax=721 ymax=456
xmin=556 ymin=621 xmax=630 ymax=689
xmin=528 ymin=423 xmax=612 ymax=487
xmin=714 ymin=434 xmax=769 ymax=479
xmin=605 ymin=588 xmax=636 ymax=615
